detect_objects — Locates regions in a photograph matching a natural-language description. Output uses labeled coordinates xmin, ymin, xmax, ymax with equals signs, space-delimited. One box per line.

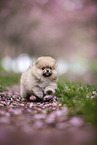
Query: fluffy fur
xmin=20 ymin=56 xmax=58 ymax=100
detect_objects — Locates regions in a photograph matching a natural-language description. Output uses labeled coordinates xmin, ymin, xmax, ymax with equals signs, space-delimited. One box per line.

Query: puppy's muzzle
xmin=43 ymin=69 xmax=52 ymax=77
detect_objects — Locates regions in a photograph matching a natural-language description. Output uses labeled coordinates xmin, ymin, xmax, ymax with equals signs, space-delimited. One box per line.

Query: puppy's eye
xmin=42 ymin=67 xmax=45 ymax=70
xmin=49 ymin=67 xmax=52 ymax=70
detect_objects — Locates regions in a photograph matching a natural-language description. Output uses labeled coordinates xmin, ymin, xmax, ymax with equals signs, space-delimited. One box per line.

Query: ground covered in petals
xmin=0 ymin=85 xmax=97 ymax=145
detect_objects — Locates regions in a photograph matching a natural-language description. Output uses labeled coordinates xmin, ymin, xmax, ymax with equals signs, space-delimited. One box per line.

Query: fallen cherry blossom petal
xmin=69 ymin=117 xmax=84 ymax=127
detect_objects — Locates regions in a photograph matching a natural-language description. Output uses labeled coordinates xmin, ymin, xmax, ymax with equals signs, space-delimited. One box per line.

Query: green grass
xmin=56 ymin=81 xmax=97 ymax=126
xmin=0 ymin=71 xmax=21 ymax=89
xmin=0 ymin=83 xmax=8 ymax=92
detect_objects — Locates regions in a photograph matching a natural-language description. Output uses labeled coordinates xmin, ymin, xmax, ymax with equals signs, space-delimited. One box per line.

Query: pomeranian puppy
xmin=20 ymin=56 xmax=58 ymax=101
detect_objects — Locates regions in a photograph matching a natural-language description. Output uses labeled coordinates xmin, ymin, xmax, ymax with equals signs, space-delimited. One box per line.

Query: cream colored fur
xmin=20 ymin=56 xmax=58 ymax=100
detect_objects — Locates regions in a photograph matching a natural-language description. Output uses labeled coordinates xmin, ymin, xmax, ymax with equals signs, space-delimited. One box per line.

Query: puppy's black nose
xmin=47 ymin=70 xmax=49 ymax=73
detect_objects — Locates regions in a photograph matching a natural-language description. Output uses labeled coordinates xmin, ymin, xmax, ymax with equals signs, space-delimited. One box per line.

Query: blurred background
xmin=0 ymin=0 xmax=97 ymax=85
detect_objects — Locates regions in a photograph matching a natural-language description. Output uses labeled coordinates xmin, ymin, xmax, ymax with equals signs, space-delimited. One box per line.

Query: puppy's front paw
xmin=46 ymin=90 xmax=53 ymax=95
xmin=44 ymin=87 xmax=55 ymax=95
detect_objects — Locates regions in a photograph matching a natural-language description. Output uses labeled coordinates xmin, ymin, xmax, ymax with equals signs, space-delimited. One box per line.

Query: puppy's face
xmin=42 ymin=67 xmax=52 ymax=77
xmin=34 ymin=56 xmax=58 ymax=79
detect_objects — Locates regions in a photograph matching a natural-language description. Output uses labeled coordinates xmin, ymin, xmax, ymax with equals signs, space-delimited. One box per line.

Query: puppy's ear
xmin=34 ymin=58 xmax=39 ymax=66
